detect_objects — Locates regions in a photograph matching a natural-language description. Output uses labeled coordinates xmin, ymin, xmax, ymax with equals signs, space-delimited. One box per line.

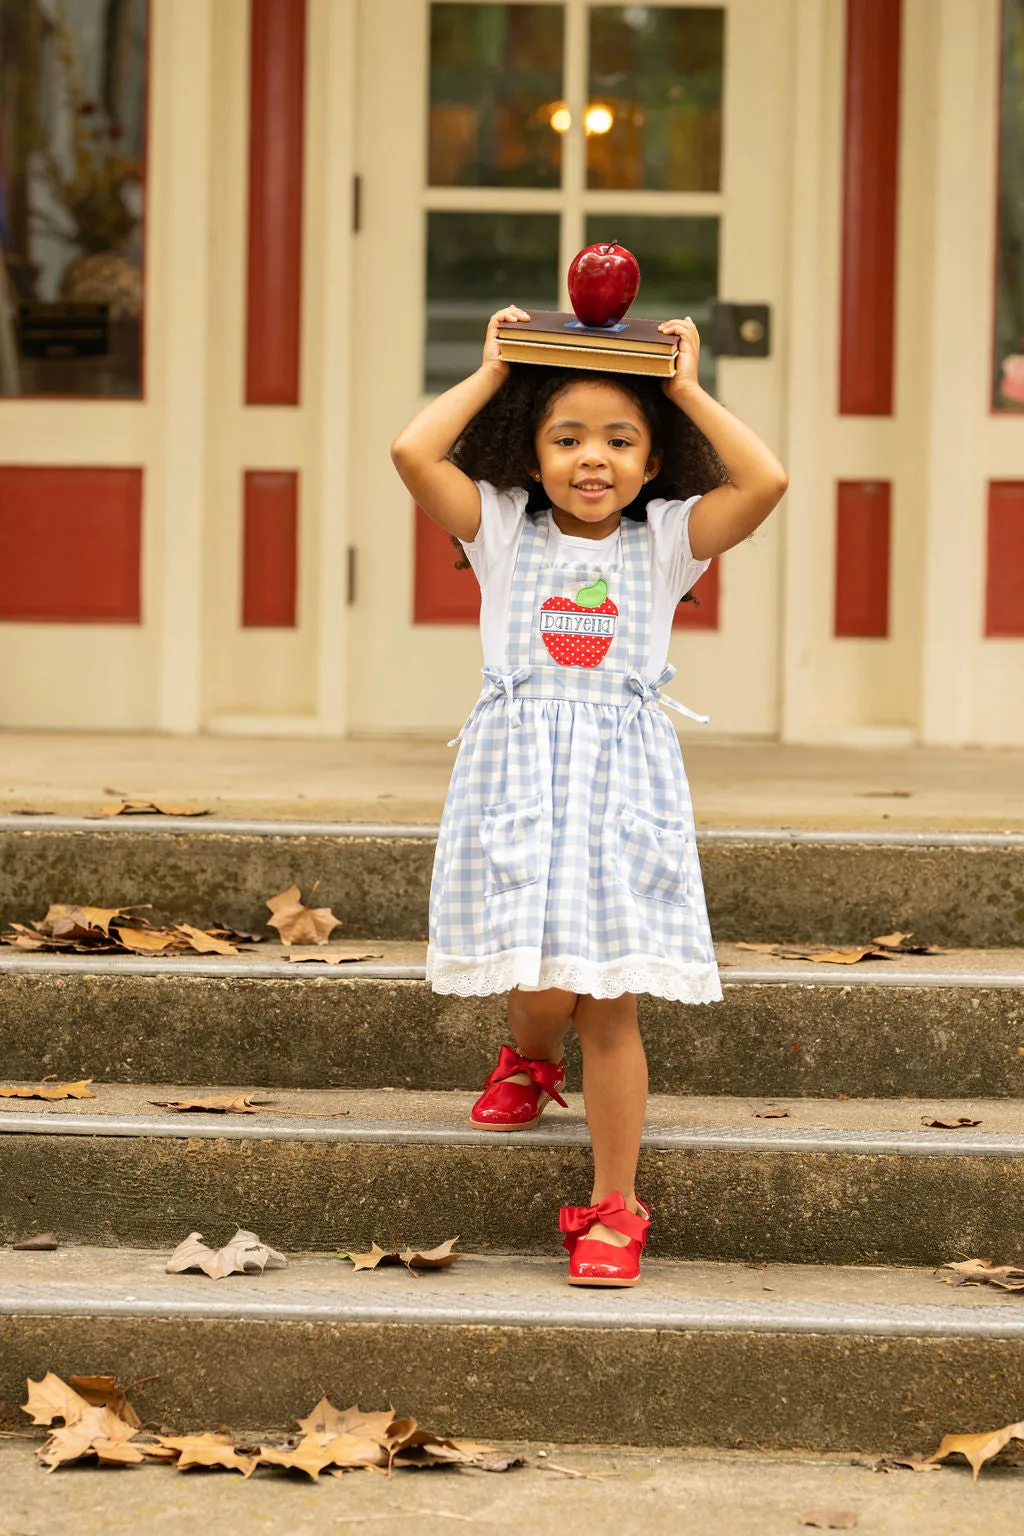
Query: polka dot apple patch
xmin=539 ymin=578 xmax=619 ymax=669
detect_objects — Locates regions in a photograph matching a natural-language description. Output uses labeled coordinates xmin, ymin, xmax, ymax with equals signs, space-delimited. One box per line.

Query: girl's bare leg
xmin=572 ymin=993 xmax=647 ymax=1247
xmin=503 ymin=986 xmax=577 ymax=1084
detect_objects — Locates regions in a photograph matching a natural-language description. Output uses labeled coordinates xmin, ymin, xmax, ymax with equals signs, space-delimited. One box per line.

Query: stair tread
xmin=3 ymin=940 xmax=1023 ymax=987
xmin=3 ymin=1085 xmax=1024 ymax=1147
xmin=1 ymin=1246 xmax=1021 ymax=1336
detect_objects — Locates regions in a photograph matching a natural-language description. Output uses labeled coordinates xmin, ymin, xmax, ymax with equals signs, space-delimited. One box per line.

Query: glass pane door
xmin=352 ymin=0 xmax=790 ymax=736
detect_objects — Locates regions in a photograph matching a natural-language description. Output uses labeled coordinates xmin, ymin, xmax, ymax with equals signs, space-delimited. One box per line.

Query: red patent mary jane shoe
xmin=468 ymin=1044 xmax=568 ymax=1131
xmin=559 ymin=1193 xmax=651 ymax=1287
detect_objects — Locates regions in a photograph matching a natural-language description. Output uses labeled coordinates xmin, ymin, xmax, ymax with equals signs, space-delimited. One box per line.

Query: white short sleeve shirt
xmin=460 ymin=480 xmax=710 ymax=675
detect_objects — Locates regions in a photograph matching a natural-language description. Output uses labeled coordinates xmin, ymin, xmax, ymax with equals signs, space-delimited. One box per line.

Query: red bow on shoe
xmin=486 ymin=1045 xmax=568 ymax=1108
xmin=558 ymin=1193 xmax=650 ymax=1251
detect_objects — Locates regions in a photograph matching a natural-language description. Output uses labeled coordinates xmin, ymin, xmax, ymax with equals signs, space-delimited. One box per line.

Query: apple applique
xmin=567 ymin=241 xmax=641 ymax=328
xmin=539 ymin=578 xmax=618 ymax=669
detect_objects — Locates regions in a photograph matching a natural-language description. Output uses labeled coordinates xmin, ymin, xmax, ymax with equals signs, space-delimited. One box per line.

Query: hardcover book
xmin=496 ymin=309 xmax=678 ymax=378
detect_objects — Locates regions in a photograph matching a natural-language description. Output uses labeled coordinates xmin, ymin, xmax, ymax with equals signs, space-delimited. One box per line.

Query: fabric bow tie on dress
xmin=448 ymin=665 xmax=533 ymax=747
xmin=617 ymin=664 xmax=710 ymax=739
xmin=558 ymin=1192 xmax=651 ymax=1248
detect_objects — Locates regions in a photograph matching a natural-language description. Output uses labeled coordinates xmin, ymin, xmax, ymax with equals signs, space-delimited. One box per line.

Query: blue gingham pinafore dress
xmin=426 ymin=513 xmax=722 ymax=1004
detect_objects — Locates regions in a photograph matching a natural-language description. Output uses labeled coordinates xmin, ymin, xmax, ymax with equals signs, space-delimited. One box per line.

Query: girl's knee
xmin=574 ymin=992 xmax=640 ymax=1040
xmin=509 ymin=985 xmax=578 ymax=1029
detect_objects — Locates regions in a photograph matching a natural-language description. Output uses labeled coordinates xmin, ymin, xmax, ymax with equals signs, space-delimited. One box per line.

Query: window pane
xmin=587 ymin=6 xmax=724 ymax=191
xmin=0 ymin=0 xmax=147 ymax=398
xmin=429 ymin=3 xmax=565 ymax=187
xmin=425 ymin=211 xmax=560 ymax=392
xmin=995 ymin=0 xmax=1024 ymax=410
xmin=585 ymin=215 xmax=719 ymax=392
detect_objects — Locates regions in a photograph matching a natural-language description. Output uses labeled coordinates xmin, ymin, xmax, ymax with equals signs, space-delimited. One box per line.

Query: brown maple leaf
xmin=173 ymin=924 xmax=240 ymax=956
xmin=400 ymin=1238 xmax=461 ymax=1269
xmin=928 ymin=1420 xmax=1024 ymax=1480
xmin=69 ymin=1374 xmax=142 ymax=1428
xmin=266 ymin=885 xmax=340 ymax=945
xmin=22 ymin=1372 xmax=91 ymax=1426
xmin=43 ymin=903 xmax=126 ymax=939
xmin=151 ymin=1095 xmax=273 ymax=1114
xmin=96 ymin=799 xmax=210 ymax=817
xmin=116 ymin=927 xmax=185 ymax=954
xmin=285 ymin=946 xmax=383 ymax=964
xmin=340 ymin=1238 xmax=460 ymax=1272
xmin=939 ymin=1258 xmax=1024 ymax=1290
xmin=165 ymin=1228 xmax=287 ymax=1280
xmin=0 ymin=1079 xmax=95 ymax=1101
xmin=257 ymin=1434 xmax=339 ymax=1480
xmin=37 ymin=1405 xmax=141 ymax=1472
xmin=295 ymin=1397 xmax=396 ymax=1443
xmin=157 ymin=1431 xmax=257 ymax=1476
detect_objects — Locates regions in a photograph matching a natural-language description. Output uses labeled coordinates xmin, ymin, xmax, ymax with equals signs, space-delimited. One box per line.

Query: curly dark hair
xmin=447 ymin=365 xmax=727 ymax=594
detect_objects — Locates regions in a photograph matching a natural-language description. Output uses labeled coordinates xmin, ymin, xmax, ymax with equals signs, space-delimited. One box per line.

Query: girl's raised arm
xmin=390 ymin=306 xmax=530 ymax=542
xmin=658 ymin=318 xmax=788 ymax=561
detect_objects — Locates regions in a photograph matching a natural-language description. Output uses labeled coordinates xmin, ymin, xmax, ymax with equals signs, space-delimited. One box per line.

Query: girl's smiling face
xmin=533 ymin=380 xmax=661 ymax=538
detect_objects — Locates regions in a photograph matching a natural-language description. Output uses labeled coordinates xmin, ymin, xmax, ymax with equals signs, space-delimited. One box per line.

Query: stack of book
xmin=496 ymin=310 xmax=678 ymax=378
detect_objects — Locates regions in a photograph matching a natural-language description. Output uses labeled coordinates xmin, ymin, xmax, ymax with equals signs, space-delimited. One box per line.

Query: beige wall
xmin=782 ymin=0 xmax=1022 ymax=747
xmin=1 ymin=0 xmax=1020 ymax=744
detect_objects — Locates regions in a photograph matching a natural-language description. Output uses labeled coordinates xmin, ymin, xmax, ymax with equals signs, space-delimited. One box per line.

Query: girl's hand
xmin=482 ymin=305 xmax=531 ymax=376
xmin=658 ymin=316 xmax=701 ymax=404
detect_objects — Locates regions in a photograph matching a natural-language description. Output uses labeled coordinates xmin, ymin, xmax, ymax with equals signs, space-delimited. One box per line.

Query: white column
xmin=918 ymin=0 xmax=1000 ymax=744
xmin=309 ymin=0 xmax=357 ymax=735
xmin=779 ymin=0 xmax=827 ymax=741
xmin=148 ymin=0 xmax=213 ymax=733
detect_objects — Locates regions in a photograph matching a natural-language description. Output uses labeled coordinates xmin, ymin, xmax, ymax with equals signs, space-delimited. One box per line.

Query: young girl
xmin=392 ymin=307 xmax=787 ymax=1288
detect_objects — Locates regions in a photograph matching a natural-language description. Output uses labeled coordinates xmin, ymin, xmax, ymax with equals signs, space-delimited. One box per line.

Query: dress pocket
xmin=616 ymin=805 xmax=692 ymax=907
xmin=480 ymin=795 xmax=544 ymax=895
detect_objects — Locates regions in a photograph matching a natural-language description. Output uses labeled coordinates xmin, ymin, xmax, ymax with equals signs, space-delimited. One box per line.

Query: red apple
xmin=567 ymin=241 xmax=641 ymax=328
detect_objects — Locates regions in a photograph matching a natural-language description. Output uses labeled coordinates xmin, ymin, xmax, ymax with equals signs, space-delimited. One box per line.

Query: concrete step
xmin=3 ymin=1086 xmax=1024 ymax=1265
xmin=3 ymin=943 xmax=1023 ymax=1099
xmin=2 ymin=1246 xmax=1024 ymax=1451
xmin=3 ymin=815 xmax=1024 ymax=946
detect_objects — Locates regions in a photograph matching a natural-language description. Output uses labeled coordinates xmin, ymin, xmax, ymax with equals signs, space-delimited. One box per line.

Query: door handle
xmin=708 ymin=302 xmax=771 ymax=357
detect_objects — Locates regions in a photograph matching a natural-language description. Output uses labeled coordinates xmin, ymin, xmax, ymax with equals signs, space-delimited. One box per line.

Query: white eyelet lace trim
xmin=426 ymin=946 xmax=722 ymax=1003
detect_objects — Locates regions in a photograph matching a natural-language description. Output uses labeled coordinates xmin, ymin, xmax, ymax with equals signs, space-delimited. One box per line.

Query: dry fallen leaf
xmin=928 ymin=1420 xmax=1024 ymax=1480
xmin=38 ymin=1406 xmax=142 ymax=1472
xmin=44 ymin=903 xmax=125 ymax=939
xmin=150 ymin=1095 xmax=273 ymax=1114
xmin=165 ymin=1228 xmax=287 ymax=1280
xmin=921 ymin=1116 xmax=982 ymax=1129
xmin=735 ymin=942 xmax=888 ymax=965
xmin=69 ymin=1374 xmax=142 ymax=1429
xmin=939 ymin=1258 xmax=1024 ymax=1291
xmin=799 ymin=1513 xmax=857 ymax=1530
xmin=392 ymin=1432 xmax=523 ymax=1471
xmin=340 ymin=1238 xmax=460 ymax=1273
xmin=296 ymin=1398 xmax=397 ymax=1444
xmin=400 ymin=1238 xmax=461 ymax=1270
xmin=157 ymin=1431 xmax=257 ymax=1476
xmin=341 ymin=1242 xmax=393 ymax=1272
xmin=22 ymin=1372 xmax=92 ymax=1426
xmin=13 ymin=1231 xmax=59 ymax=1250
xmin=257 ymin=1434 xmax=339 ymax=1481
xmin=285 ymin=946 xmax=383 ymax=965
xmin=754 ymin=1108 xmax=790 ymax=1120
xmin=173 ymin=923 xmax=240 ymax=956
xmin=856 ymin=1452 xmax=941 ymax=1474
xmin=117 ymin=927 xmax=182 ymax=954
xmin=0 ymin=1079 xmax=95 ymax=1101
xmin=95 ymin=799 xmax=210 ymax=817
xmin=266 ymin=885 xmax=341 ymax=946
